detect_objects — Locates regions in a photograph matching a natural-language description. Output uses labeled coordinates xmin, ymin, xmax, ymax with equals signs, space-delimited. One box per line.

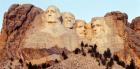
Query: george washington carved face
xmin=44 ymin=5 xmax=61 ymax=23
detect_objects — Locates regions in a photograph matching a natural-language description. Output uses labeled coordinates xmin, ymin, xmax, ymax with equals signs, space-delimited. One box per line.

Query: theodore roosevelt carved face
xmin=74 ymin=20 xmax=86 ymax=38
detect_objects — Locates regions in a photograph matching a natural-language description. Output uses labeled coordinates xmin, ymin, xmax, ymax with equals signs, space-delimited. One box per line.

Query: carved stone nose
xmin=68 ymin=20 xmax=71 ymax=22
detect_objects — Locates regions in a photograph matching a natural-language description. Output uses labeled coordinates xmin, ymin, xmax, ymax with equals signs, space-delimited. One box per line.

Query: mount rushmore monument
xmin=0 ymin=4 xmax=140 ymax=69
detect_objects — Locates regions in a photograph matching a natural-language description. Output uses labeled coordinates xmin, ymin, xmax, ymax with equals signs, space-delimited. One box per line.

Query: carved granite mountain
xmin=0 ymin=4 xmax=140 ymax=69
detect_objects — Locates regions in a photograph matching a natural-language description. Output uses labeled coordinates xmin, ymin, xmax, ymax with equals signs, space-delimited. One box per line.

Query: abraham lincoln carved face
xmin=91 ymin=18 xmax=105 ymax=37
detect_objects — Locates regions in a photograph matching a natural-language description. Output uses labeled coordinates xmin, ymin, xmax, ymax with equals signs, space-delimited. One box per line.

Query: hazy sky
xmin=0 ymin=0 xmax=140 ymax=29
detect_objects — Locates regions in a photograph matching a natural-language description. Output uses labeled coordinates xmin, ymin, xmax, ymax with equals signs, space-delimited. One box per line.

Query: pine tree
xmin=99 ymin=54 xmax=102 ymax=60
xmin=81 ymin=41 xmax=84 ymax=47
xmin=55 ymin=59 xmax=59 ymax=63
xmin=88 ymin=48 xmax=92 ymax=53
xmin=101 ymin=58 xmax=106 ymax=65
xmin=42 ymin=63 xmax=47 ymax=68
xmin=32 ymin=64 xmax=38 ymax=69
xmin=27 ymin=62 xmax=32 ymax=69
xmin=19 ymin=58 xmax=23 ymax=64
xmin=129 ymin=59 xmax=136 ymax=69
xmin=62 ymin=51 xmax=68 ymax=60
xmin=10 ymin=57 xmax=14 ymax=61
xmin=89 ymin=45 xmax=93 ymax=48
xmin=95 ymin=52 xmax=100 ymax=58
xmin=106 ymin=48 xmax=111 ymax=58
xmin=82 ymin=51 xmax=86 ymax=56
xmin=113 ymin=55 xmax=119 ymax=62
xmin=118 ymin=60 xmax=125 ymax=67
xmin=93 ymin=44 xmax=97 ymax=53
xmin=74 ymin=48 xmax=81 ymax=54
xmin=46 ymin=63 xmax=51 ymax=68
xmin=103 ymin=51 xmax=107 ymax=59
xmin=84 ymin=43 xmax=88 ymax=47
xmin=107 ymin=58 xmax=114 ymax=68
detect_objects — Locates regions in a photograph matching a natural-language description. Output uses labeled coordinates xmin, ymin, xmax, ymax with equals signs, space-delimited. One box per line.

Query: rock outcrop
xmin=1 ymin=4 xmax=42 ymax=48
xmin=0 ymin=4 xmax=43 ymax=68
xmin=130 ymin=16 xmax=140 ymax=35
xmin=105 ymin=11 xmax=140 ymax=67
xmin=104 ymin=11 xmax=127 ymax=37
xmin=6 ymin=4 xmax=43 ymax=59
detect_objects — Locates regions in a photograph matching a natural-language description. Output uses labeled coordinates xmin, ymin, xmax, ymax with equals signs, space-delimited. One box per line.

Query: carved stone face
xmin=62 ymin=12 xmax=75 ymax=28
xmin=85 ymin=23 xmax=93 ymax=40
xmin=44 ymin=5 xmax=60 ymax=23
xmin=90 ymin=17 xmax=124 ymax=53
xmin=91 ymin=18 xmax=105 ymax=37
xmin=74 ymin=20 xmax=86 ymax=38
xmin=85 ymin=23 xmax=91 ymax=29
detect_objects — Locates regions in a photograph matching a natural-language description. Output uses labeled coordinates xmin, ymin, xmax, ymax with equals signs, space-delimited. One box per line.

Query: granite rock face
xmin=130 ymin=16 xmax=140 ymax=35
xmin=104 ymin=11 xmax=128 ymax=26
xmin=0 ymin=4 xmax=43 ymax=68
xmin=104 ymin=11 xmax=140 ymax=67
xmin=104 ymin=11 xmax=127 ymax=37
xmin=105 ymin=11 xmax=140 ymax=67
xmin=4 ymin=4 xmax=43 ymax=59
xmin=90 ymin=16 xmax=125 ymax=53
xmin=1 ymin=4 xmax=43 ymax=49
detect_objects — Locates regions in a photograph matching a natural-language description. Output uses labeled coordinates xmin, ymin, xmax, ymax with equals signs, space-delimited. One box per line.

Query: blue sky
xmin=0 ymin=0 xmax=140 ymax=29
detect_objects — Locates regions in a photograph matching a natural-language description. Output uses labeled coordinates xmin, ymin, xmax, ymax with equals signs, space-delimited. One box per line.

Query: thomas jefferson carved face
xmin=85 ymin=23 xmax=93 ymax=40
xmin=85 ymin=23 xmax=92 ymax=29
xmin=62 ymin=12 xmax=75 ymax=28
xmin=44 ymin=5 xmax=60 ymax=23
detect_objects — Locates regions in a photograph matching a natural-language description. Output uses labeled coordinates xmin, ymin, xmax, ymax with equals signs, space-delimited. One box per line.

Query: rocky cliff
xmin=130 ymin=16 xmax=140 ymax=35
xmin=0 ymin=4 xmax=43 ymax=68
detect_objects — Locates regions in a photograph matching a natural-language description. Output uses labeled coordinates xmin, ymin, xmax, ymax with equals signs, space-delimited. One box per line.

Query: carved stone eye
xmin=51 ymin=10 xmax=55 ymax=13
xmin=79 ymin=26 xmax=83 ymax=28
xmin=92 ymin=25 xmax=95 ymax=28
xmin=96 ymin=24 xmax=101 ymax=27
